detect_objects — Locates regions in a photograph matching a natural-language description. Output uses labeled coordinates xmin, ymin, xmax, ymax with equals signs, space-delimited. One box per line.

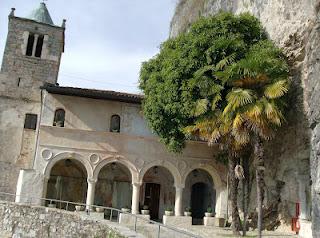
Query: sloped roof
xmin=27 ymin=2 xmax=54 ymax=25
xmin=41 ymin=84 xmax=143 ymax=104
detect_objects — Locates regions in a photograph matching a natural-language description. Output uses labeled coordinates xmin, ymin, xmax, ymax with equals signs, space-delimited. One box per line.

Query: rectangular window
xmin=26 ymin=33 xmax=34 ymax=56
xmin=35 ymin=35 xmax=44 ymax=58
xmin=24 ymin=114 xmax=37 ymax=130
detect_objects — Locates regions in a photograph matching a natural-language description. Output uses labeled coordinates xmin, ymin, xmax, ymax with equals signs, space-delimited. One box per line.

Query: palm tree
xmin=217 ymin=40 xmax=289 ymax=237
xmin=185 ymin=40 xmax=289 ymax=237
xmin=185 ymin=111 xmax=243 ymax=235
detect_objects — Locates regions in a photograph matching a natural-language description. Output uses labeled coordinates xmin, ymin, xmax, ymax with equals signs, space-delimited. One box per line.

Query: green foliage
xmin=139 ymin=12 xmax=287 ymax=153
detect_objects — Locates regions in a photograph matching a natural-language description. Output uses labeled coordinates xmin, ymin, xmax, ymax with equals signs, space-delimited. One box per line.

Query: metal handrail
xmin=0 ymin=192 xmax=202 ymax=238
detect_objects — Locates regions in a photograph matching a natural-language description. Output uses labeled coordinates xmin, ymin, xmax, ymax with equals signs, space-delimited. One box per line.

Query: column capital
xmin=174 ymin=184 xmax=185 ymax=190
xmin=87 ymin=178 xmax=97 ymax=184
xmin=132 ymin=182 xmax=142 ymax=187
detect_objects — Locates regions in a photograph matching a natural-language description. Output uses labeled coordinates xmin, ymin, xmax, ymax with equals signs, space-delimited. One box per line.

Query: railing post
xmin=134 ymin=216 xmax=137 ymax=231
xmin=110 ymin=209 xmax=113 ymax=221
xmin=158 ymin=225 xmax=160 ymax=238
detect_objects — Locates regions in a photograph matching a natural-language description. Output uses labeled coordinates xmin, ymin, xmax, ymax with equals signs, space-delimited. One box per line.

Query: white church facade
xmin=0 ymin=3 xmax=228 ymax=224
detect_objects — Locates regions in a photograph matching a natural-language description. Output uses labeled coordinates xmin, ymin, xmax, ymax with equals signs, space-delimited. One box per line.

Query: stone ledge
xmin=163 ymin=215 xmax=192 ymax=226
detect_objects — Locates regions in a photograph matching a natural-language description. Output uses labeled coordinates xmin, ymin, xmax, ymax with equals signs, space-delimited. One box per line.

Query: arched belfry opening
xmin=94 ymin=162 xmax=132 ymax=209
xmin=183 ymin=169 xmax=216 ymax=225
xmin=46 ymin=158 xmax=87 ymax=210
xmin=141 ymin=166 xmax=175 ymax=221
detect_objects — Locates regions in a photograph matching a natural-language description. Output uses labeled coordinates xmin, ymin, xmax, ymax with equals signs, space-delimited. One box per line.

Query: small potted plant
xmin=141 ymin=205 xmax=150 ymax=215
xmin=75 ymin=205 xmax=84 ymax=211
xmin=75 ymin=201 xmax=84 ymax=211
xmin=47 ymin=202 xmax=56 ymax=208
xmin=205 ymin=206 xmax=214 ymax=217
xmin=184 ymin=207 xmax=192 ymax=216
xmin=121 ymin=205 xmax=131 ymax=213
xmin=165 ymin=206 xmax=174 ymax=216
xmin=95 ymin=206 xmax=104 ymax=213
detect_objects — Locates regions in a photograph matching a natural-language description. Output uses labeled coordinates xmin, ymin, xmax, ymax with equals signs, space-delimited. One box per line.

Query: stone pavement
xmin=187 ymin=227 xmax=300 ymax=238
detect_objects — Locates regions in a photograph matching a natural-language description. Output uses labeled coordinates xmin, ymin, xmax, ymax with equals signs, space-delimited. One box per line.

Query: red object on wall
xmin=292 ymin=202 xmax=300 ymax=234
xmin=296 ymin=203 xmax=300 ymax=217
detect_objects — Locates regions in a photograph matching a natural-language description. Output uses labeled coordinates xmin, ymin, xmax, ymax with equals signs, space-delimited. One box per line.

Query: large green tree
xmin=139 ymin=12 xmax=288 ymax=236
xmin=140 ymin=12 xmax=266 ymax=152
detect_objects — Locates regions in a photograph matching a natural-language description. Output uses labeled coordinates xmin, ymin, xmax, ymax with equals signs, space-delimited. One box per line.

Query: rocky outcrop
xmin=170 ymin=0 xmax=320 ymax=235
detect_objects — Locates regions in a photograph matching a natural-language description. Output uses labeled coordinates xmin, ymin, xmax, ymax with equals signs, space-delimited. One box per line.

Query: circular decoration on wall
xmin=135 ymin=158 xmax=145 ymax=169
xmin=178 ymin=161 xmax=187 ymax=172
xmin=41 ymin=149 xmax=53 ymax=161
xmin=89 ymin=154 xmax=100 ymax=164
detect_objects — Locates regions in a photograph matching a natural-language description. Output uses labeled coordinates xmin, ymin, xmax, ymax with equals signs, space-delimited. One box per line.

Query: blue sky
xmin=0 ymin=0 xmax=177 ymax=93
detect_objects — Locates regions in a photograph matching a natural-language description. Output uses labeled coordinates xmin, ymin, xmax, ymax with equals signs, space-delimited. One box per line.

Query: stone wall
xmin=170 ymin=0 xmax=319 ymax=234
xmin=0 ymin=201 xmax=126 ymax=238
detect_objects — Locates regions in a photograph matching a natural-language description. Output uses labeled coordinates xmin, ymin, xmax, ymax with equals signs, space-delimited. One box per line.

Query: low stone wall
xmin=0 ymin=201 xmax=127 ymax=238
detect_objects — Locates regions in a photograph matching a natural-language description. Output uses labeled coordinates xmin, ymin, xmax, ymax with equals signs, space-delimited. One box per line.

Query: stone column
xmin=86 ymin=178 xmax=97 ymax=210
xmin=41 ymin=176 xmax=50 ymax=206
xmin=175 ymin=186 xmax=184 ymax=216
xmin=131 ymin=182 xmax=141 ymax=214
xmin=32 ymin=34 xmax=39 ymax=57
xmin=215 ymin=186 xmax=227 ymax=218
xmin=41 ymin=35 xmax=49 ymax=59
xmin=21 ymin=31 xmax=29 ymax=55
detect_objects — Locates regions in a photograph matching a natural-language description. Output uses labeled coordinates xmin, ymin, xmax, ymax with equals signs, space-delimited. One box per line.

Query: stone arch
xmin=93 ymin=156 xmax=139 ymax=183
xmin=139 ymin=160 xmax=182 ymax=186
xmin=182 ymin=163 xmax=223 ymax=189
xmin=44 ymin=152 xmax=93 ymax=179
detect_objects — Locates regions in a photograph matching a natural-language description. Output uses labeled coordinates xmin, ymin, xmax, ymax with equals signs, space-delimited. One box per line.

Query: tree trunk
xmin=242 ymin=156 xmax=249 ymax=236
xmin=229 ymin=155 xmax=241 ymax=235
xmin=254 ymin=137 xmax=265 ymax=238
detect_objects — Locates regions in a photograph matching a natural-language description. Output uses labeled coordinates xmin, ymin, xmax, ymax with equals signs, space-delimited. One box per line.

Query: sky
xmin=0 ymin=0 xmax=177 ymax=93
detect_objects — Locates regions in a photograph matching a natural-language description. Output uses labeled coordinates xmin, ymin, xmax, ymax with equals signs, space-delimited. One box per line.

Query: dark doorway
xmin=144 ymin=183 xmax=160 ymax=220
xmin=191 ymin=182 xmax=210 ymax=225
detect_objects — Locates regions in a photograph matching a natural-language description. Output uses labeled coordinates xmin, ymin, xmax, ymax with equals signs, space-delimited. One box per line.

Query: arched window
xmin=110 ymin=114 xmax=120 ymax=132
xmin=53 ymin=109 xmax=65 ymax=127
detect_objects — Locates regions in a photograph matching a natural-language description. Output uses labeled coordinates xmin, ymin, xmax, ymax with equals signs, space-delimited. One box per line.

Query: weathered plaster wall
xmin=170 ymin=0 xmax=319 ymax=233
xmin=0 ymin=201 xmax=126 ymax=238
xmin=41 ymin=92 xmax=153 ymax=137
xmin=30 ymin=92 xmax=228 ymax=217
xmin=0 ymin=95 xmax=40 ymax=197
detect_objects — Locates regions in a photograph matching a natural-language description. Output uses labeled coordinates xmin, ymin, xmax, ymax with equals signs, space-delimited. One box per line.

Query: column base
xmin=204 ymin=217 xmax=225 ymax=227
xmin=163 ymin=215 xmax=192 ymax=226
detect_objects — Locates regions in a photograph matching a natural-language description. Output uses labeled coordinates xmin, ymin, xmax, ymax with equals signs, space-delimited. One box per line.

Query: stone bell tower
xmin=0 ymin=2 xmax=65 ymax=93
xmin=0 ymin=3 xmax=65 ymax=197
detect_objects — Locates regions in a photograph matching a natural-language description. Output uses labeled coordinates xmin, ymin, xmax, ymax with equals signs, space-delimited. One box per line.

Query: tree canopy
xmin=139 ymin=12 xmax=288 ymax=153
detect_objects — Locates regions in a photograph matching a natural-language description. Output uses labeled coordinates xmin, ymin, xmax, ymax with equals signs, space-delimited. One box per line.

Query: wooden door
xmin=144 ymin=183 xmax=160 ymax=220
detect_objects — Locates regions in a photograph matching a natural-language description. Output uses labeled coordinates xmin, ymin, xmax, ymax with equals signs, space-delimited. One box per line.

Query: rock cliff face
xmin=170 ymin=0 xmax=320 ymax=235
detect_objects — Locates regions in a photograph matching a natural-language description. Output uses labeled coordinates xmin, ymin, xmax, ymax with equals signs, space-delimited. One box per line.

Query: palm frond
xmin=215 ymin=53 xmax=237 ymax=71
xmin=193 ymin=99 xmax=209 ymax=116
xmin=223 ymin=88 xmax=255 ymax=115
xmin=211 ymin=94 xmax=222 ymax=111
xmin=264 ymin=80 xmax=288 ymax=99
xmin=263 ymin=101 xmax=283 ymax=126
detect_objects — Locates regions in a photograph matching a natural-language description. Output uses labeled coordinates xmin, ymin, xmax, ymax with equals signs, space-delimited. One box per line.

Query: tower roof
xmin=27 ymin=2 xmax=54 ymax=25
